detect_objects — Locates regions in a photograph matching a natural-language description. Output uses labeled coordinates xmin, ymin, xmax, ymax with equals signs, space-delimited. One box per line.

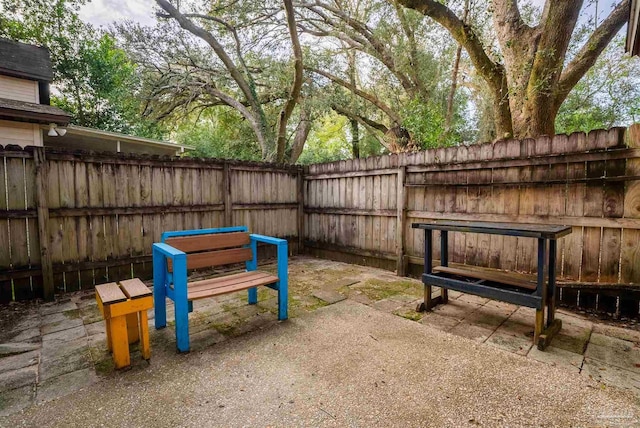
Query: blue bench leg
xmin=248 ymin=287 xmax=258 ymax=305
xmin=153 ymin=247 xmax=167 ymax=329
xmin=173 ymin=256 xmax=190 ymax=353
xmin=276 ymin=243 xmax=288 ymax=321
xmin=175 ymin=299 xmax=190 ymax=353
xmin=277 ymin=281 xmax=288 ymax=320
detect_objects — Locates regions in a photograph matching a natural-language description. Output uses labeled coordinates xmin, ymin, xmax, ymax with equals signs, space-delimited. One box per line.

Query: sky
xmin=78 ymin=0 xmax=622 ymax=29
xmin=78 ymin=0 xmax=156 ymax=28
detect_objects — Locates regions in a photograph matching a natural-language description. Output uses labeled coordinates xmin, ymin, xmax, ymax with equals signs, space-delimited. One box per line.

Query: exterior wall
xmin=0 ymin=75 xmax=38 ymax=103
xmin=0 ymin=120 xmax=42 ymax=147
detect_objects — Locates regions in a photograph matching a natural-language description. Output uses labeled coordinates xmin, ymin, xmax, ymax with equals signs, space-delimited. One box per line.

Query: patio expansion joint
xmin=479 ymin=302 xmax=512 ymax=345
xmin=577 ymin=325 xmax=595 ymax=374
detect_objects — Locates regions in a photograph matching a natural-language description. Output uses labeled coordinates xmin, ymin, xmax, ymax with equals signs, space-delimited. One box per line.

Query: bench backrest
xmin=165 ymin=231 xmax=252 ymax=271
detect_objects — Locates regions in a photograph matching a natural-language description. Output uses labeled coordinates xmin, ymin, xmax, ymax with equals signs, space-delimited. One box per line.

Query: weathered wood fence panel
xmin=0 ymin=147 xmax=303 ymax=302
xmin=304 ymin=125 xmax=640 ymax=315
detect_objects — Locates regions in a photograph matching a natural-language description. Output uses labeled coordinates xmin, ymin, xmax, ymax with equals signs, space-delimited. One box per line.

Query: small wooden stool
xmin=96 ymin=279 xmax=153 ymax=369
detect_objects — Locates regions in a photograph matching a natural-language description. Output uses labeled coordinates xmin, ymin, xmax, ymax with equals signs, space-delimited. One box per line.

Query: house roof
xmin=43 ymin=124 xmax=193 ymax=156
xmin=0 ymin=39 xmax=53 ymax=81
xmin=628 ymin=0 xmax=640 ymax=56
xmin=0 ymin=97 xmax=70 ymax=125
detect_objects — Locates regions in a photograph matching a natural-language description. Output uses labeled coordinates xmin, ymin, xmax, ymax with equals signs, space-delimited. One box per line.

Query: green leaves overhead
xmin=0 ymin=0 xmax=163 ymax=137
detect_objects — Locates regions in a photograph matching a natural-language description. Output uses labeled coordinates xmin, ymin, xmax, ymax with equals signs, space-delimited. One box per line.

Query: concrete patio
xmin=1 ymin=256 xmax=639 ymax=425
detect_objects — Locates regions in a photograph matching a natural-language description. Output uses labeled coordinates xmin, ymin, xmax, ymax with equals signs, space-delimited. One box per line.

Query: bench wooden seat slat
xmin=96 ymin=282 xmax=128 ymax=304
xmin=433 ymin=266 xmax=537 ymax=291
xmin=119 ymin=278 xmax=152 ymax=299
xmin=168 ymin=247 xmax=253 ymax=271
xmin=187 ymin=271 xmax=278 ymax=301
xmin=166 ymin=232 xmax=250 ymax=253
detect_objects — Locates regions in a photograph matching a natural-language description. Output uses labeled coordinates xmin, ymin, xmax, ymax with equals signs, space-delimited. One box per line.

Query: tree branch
xmin=397 ymin=0 xmax=513 ymax=137
xmin=155 ymin=0 xmax=261 ymax=115
xmin=276 ymin=0 xmax=305 ymax=162
xmin=308 ymin=67 xmax=403 ymax=125
xmin=397 ymin=0 xmax=505 ymax=92
xmin=527 ymin=0 xmax=583 ymax=100
xmin=555 ymin=0 xmax=630 ymax=106
xmin=332 ymin=104 xmax=389 ymax=133
xmin=300 ymin=1 xmax=415 ymax=93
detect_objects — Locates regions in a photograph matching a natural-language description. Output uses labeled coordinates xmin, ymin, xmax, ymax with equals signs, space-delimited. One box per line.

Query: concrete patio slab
xmin=4 ymin=300 xmax=639 ymax=427
xmin=526 ymin=346 xmax=584 ymax=373
xmin=582 ymin=357 xmax=640 ymax=396
xmin=1 ymin=256 xmax=640 ymax=422
xmin=311 ymin=289 xmax=346 ymax=305
xmin=0 ymin=384 xmax=34 ymax=417
xmin=0 ymin=350 xmax=39 ymax=374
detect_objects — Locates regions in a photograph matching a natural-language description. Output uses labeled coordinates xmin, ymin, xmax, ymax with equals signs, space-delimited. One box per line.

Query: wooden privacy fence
xmin=304 ymin=125 xmax=640 ymax=316
xmin=0 ymin=146 xmax=303 ymax=302
xmin=2 ymin=124 xmax=640 ymax=313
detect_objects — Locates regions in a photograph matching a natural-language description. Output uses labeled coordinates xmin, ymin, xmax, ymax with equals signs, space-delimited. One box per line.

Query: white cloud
xmin=78 ymin=0 xmax=157 ymax=28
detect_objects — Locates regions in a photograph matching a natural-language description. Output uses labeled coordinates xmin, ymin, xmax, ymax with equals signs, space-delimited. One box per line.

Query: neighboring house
xmin=0 ymin=38 xmax=191 ymax=156
xmin=0 ymin=39 xmax=70 ymax=147
xmin=43 ymin=124 xmax=192 ymax=156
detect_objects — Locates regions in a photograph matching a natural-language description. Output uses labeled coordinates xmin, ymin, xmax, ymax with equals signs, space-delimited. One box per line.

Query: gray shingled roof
xmin=0 ymin=97 xmax=70 ymax=124
xmin=0 ymin=39 xmax=53 ymax=81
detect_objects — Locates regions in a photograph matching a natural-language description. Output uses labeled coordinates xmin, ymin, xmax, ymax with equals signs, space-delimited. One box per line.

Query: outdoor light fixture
xmin=47 ymin=123 xmax=67 ymax=137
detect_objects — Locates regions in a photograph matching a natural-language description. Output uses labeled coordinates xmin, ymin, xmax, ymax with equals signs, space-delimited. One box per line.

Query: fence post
xmin=223 ymin=162 xmax=232 ymax=226
xmin=297 ymin=169 xmax=304 ymax=254
xmin=396 ymin=166 xmax=407 ymax=276
xmin=34 ymin=147 xmax=54 ymax=300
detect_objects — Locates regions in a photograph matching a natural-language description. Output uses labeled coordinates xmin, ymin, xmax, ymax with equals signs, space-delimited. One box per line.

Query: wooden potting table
xmin=412 ymin=220 xmax=571 ymax=350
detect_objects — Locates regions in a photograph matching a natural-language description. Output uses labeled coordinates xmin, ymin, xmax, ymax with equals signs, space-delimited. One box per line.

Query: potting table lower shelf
xmin=412 ymin=220 xmax=572 ymax=350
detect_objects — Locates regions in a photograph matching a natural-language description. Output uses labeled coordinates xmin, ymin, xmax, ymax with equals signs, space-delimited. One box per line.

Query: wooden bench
xmin=152 ymin=226 xmax=288 ymax=353
xmin=95 ymin=278 xmax=153 ymax=369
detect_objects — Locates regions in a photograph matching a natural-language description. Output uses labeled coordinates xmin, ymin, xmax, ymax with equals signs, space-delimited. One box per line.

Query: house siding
xmin=0 ymin=75 xmax=38 ymax=103
xmin=0 ymin=119 xmax=42 ymax=147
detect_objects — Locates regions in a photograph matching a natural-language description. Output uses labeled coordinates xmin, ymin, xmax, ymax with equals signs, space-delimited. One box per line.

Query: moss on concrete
xmin=354 ymin=279 xmax=422 ymax=301
xmin=63 ymin=309 xmax=81 ymax=319
xmin=393 ymin=307 xmax=423 ymax=322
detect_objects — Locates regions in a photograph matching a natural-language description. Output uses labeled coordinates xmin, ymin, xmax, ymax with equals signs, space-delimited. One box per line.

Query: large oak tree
xmin=398 ymin=0 xmax=631 ymax=139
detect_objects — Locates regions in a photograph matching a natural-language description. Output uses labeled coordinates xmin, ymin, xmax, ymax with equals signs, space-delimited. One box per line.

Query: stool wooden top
xmin=120 ymin=278 xmax=152 ymax=299
xmin=96 ymin=282 xmax=127 ymax=305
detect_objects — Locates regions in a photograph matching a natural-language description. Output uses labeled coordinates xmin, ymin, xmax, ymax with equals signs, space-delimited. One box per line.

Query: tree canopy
xmin=0 ymin=0 xmax=163 ymax=137
xmin=1 ymin=0 xmax=638 ymax=163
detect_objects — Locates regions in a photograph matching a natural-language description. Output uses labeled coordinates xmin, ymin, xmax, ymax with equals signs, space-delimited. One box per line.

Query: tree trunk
xmin=350 ymin=118 xmax=360 ymax=158
xmin=443 ymin=0 xmax=469 ymax=138
xmin=398 ymin=0 xmax=629 ymax=141
xmin=347 ymin=49 xmax=360 ymax=158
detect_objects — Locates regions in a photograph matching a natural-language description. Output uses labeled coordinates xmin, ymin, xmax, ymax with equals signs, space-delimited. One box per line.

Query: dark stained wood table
xmin=412 ymin=220 xmax=572 ymax=349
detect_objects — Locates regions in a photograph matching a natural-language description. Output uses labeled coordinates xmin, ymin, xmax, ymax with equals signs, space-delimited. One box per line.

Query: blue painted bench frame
xmin=152 ymin=226 xmax=288 ymax=353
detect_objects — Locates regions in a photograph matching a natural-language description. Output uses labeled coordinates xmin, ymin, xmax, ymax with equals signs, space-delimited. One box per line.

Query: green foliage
xmin=556 ymin=36 xmax=640 ymax=134
xmin=0 ymin=0 xmax=163 ymax=138
xmin=297 ymin=113 xmax=352 ymax=164
xmin=176 ymin=109 xmax=261 ymax=161
xmin=401 ymin=97 xmax=458 ymax=149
